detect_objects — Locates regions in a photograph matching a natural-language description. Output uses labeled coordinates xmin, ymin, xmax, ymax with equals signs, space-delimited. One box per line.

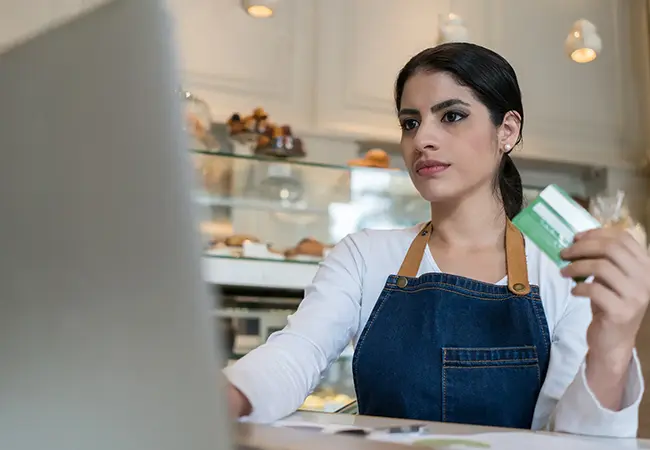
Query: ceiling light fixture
xmin=241 ymin=0 xmax=279 ymax=18
xmin=438 ymin=13 xmax=470 ymax=44
xmin=565 ymin=19 xmax=602 ymax=63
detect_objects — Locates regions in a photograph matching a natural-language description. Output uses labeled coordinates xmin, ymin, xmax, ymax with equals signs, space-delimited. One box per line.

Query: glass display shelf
xmin=202 ymin=253 xmax=319 ymax=266
xmin=192 ymin=150 xmax=430 ymax=266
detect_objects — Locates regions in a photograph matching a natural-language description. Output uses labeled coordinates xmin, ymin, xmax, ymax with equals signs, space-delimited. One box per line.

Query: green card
xmin=512 ymin=184 xmax=601 ymax=268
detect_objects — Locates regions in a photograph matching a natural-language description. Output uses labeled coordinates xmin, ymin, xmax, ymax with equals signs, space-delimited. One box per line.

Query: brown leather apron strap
xmin=505 ymin=220 xmax=530 ymax=295
xmin=396 ymin=220 xmax=530 ymax=295
xmin=397 ymin=222 xmax=433 ymax=278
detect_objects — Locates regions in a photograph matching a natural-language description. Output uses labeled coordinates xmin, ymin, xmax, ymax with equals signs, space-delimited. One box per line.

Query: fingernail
xmin=574 ymin=232 xmax=585 ymax=240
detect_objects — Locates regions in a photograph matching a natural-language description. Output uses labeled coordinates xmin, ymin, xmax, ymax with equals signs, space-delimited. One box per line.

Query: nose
xmin=412 ymin=120 xmax=440 ymax=153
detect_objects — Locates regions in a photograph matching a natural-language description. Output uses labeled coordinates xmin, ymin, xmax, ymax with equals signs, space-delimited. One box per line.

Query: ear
xmin=497 ymin=111 xmax=522 ymax=153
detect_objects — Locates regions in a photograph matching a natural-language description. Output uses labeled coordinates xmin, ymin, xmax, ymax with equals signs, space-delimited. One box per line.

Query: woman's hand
xmin=227 ymin=383 xmax=252 ymax=418
xmin=560 ymin=227 xmax=650 ymax=410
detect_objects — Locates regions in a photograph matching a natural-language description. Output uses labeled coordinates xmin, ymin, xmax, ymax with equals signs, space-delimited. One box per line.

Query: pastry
xmin=224 ymin=234 xmax=260 ymax=247
xmin=252 ymin=107 xmax=268 ymax=120
xmin=204 ymin=240 xmax=242 ymax=257
xmin=255 ymin=125 xmax=306 ymax=158
xmin=227 ymin=113 xmax=245 ymax=135
xmin=285 ymin=237 xmax=327 ymax=258
xmin=347 ymin=148 xmax=391 ymax=168
xmin=366 ymin=148 xmax=390 ymax=166
xmin=256 ymin=133 xmax=271 ymax=148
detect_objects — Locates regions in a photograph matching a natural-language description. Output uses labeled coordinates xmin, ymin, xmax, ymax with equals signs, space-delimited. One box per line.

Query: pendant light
xmin=438 ymin=13 xmax=470 ymax=44
xmin=241 ymin=0 xmax=279 ymax=18
xmin=565 ymin=19 xmax=602 ymax=63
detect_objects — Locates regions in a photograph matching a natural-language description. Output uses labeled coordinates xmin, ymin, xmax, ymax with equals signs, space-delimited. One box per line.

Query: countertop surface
xmin=235 ymin=411 xmax=650 ymax=449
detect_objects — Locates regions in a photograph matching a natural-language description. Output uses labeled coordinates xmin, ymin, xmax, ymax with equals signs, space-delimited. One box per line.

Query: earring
xmin=504 ymin=144 xmax=512 ymax=152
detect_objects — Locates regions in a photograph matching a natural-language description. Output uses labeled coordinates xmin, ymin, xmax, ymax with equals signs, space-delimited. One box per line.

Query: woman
xmin=224 ymin=43 xmax=650 ymax=437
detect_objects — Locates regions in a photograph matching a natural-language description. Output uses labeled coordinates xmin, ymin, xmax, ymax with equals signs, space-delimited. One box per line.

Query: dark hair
xmin=395 ymin=42 xmax=524 ymax=219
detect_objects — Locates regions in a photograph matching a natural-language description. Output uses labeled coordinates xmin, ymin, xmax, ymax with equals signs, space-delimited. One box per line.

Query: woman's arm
xmin=222 ymin=234 xmax=367 ymax=423
xmin=532 ymin=290 xmax=644 ymax=437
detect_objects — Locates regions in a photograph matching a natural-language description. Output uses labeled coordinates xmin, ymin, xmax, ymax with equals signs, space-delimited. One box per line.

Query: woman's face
xmin=398 ymin=71 xmax=514 ymax=204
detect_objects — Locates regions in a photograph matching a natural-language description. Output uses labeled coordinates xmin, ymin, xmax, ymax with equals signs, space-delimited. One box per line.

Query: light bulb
xmin=565 ymin=19 xmax=602 ymax=63
xmin=241 ymin=0 xmax=278 ymax=18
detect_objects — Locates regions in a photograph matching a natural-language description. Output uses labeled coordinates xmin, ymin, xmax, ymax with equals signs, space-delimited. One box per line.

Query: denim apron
xmin=352 ymin=221 xmax=551 ymax=429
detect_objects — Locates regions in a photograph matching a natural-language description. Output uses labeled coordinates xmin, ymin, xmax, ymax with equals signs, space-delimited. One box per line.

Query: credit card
xmin=512 ymin=184 xmax=601 ymax=270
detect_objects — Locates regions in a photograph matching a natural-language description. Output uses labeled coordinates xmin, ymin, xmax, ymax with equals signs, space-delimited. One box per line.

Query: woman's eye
xmin=401 ymin=119 xmax=419 ymax=131
xmin=441 ymin=111 xmax=465 ymax=123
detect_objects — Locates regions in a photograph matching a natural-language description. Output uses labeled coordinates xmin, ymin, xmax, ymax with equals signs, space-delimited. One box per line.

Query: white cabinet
xmin=461 ymin=0 xmax=637 ymax=169
xmin=312 ymin=0 xmax=644 ymax=168
xmin=314 ymin=0 xmax=451 ymax=141
xmin=168 ymin=0 xmax=316 ymax=130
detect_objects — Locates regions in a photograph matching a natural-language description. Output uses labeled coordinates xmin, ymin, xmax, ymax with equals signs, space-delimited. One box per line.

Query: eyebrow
xmin=398 ymin=98 xmax=471 ymax=117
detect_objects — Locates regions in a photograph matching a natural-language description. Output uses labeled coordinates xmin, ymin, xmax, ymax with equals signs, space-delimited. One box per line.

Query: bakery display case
xmin=192 ymin=149 xmax=430 ymax=275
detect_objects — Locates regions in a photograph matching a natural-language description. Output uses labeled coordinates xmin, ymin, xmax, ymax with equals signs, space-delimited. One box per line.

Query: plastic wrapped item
xmin=589 ymin=190 xmax=647 ymax=250
xmin=182 ymin=89 xmax=220 ymax=150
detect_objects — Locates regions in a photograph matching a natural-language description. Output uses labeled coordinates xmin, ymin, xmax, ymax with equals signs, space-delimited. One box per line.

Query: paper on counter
xmin=272 ymin=419 xmax=370 ymax=434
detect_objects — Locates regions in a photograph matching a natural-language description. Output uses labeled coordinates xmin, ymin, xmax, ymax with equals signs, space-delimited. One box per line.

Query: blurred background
xmin=3 ymin=0 xmax=650 ymax=434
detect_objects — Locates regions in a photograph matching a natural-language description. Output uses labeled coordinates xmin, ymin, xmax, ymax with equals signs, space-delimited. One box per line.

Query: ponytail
xmin=499 ymin=154 xmax=523 ymax=220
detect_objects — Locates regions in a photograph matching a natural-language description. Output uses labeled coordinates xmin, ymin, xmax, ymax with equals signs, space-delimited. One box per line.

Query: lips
xmin=414 ymin=159 xmax=450 ymax=176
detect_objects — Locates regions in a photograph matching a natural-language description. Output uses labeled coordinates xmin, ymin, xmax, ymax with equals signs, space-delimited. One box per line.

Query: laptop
xmin=0 ymin=1 xmax=233 ymax=449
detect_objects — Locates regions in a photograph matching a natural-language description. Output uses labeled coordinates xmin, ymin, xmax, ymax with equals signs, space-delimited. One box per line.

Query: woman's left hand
xmin=560 ymin=227 xmax=650 ymax=408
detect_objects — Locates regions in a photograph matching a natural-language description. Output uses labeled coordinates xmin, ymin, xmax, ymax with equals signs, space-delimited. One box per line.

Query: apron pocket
xmin=441 ymin=346 xmax=541 ymax=429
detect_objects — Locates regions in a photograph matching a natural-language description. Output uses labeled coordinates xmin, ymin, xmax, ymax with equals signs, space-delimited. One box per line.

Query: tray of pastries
xmin=227 ymin=107 xmax=307 ymax=158
xmin=205 ymin=234 xmax=332 ymax=262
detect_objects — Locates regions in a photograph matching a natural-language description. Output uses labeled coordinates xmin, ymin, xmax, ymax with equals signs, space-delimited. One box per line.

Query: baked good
xmin=226 ymin=113 xmax=245 ymax=135
xmin=365 ymin=148 xmax=390 ymax=166
xmin=285 ymin=237 xmax=327 ymax=258
xmin=347 ymin=148 xmax=391 ymax=168
xmin=255 ymin=125 xmax=306 ymax=158
xmin=224 ymin=234 xmax=260 ymax=247
xmin=256 ymin=134 xmax=271 ymax=148
xmin=252 ymin=107 xmax=268 ymax=120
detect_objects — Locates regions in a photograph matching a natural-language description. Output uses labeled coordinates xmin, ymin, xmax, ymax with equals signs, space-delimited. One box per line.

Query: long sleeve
xmin=532 ymin=291 xmax=644 ymax=437
xmin=222 ymin=234 xmax=366 ymax=423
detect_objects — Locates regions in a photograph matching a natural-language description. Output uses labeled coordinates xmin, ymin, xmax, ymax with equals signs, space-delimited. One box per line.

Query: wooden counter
xmin=235 ymin=411 xmax=650 ymax=449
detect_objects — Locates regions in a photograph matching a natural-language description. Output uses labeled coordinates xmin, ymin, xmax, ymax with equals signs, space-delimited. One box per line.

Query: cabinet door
xmin=314 ymin=0 xmax=642 ymax=168
xmin=451 ymin=0 xmax=640 ymax=168
xmin=169 ymin=0 xmax=316 ymax=129
xmin=0 ymin=0 xmax=84 ymax=49
xmin=314 ymin=0 xmax=451 ymax=141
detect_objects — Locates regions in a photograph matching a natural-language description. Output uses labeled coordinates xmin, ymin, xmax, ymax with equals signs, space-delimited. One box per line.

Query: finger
xmin=572 ymin=281 xmax=624 ymax=315
xmin=561 ymin=237 xmax=638 ymax=277
xmin=561 ymin=258 xmax=630 ymax=297
xmin=619 ymin=228 xmax=649 ymax=259
xmin=575 ymin=228 xmax=646 ymax=260
xmin=574 ymin=227 xmax=613 ymax=241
